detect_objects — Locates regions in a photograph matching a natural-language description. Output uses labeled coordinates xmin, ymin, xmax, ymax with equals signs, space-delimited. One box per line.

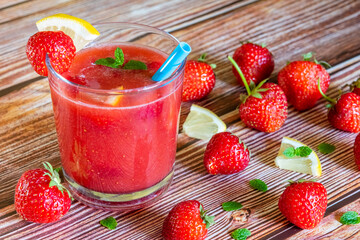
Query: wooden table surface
xmin=1 ymin=0 xmax=360 ymax=239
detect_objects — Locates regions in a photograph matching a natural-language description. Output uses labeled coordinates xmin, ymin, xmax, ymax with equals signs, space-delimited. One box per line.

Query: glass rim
xmin=45 ymin=22 xmax=185 ymax=95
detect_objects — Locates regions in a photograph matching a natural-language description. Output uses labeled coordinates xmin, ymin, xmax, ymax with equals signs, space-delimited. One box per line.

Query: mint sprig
xmin=249 ymin=179 xmax=268 ymax=192
xmin=318 ymin=143 xmax=336 ymax=154
xmin=100 ymin=216 xmax=117 ymax=230
xmin=231 ymin=228 xmax=251 ymax=240
xmin=95 ymin=47 xmax=147 ymax=70
xmin=222 ymin=201 xmax=243 ymax=211
xmin=340 ymin=211 xmax=360 ymax=225
xmin=283 ymin=146 xmax=312 ymax=158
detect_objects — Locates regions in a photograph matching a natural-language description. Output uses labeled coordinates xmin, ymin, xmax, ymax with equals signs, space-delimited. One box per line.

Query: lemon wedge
xmin=36 ymin=13 xmax=100 ymax=51
xmin=275 ymin=137 xmax=322 ymax=177
xmin=183 ymin=104 xmax=227 ymax=140
xmin=106 ymin=86 xmax=124 ymax=106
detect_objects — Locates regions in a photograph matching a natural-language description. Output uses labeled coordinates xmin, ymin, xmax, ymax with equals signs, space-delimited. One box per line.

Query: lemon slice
xmin=275 ymin=137 xmax=322 ymax=176
xmin=183 ymin=104 xmax=226 ymax=140
xmin=105 ymin=86 xmax=124 ymax=106
xmin=36 ymin=13 xmax=100 ymax=51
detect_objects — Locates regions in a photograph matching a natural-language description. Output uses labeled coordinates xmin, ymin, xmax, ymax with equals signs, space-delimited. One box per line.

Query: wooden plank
xmin=0 ymin=0 xmax=244 ymax=91
xmin=0 ymin=0 xmax=28 ymax=10
xmin=1 ymin=0 xmax=360 ymax=239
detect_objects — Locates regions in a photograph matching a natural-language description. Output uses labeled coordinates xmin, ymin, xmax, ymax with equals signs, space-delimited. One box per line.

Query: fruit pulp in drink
xmin=49 ymin=43 xmax=182 ymax=194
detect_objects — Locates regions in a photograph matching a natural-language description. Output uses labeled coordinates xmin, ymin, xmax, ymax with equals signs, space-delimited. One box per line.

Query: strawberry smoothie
xmin=47 ymin=42 xmax=184 ymax=209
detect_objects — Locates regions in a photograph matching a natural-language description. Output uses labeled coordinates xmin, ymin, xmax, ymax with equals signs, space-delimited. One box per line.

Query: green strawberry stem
xmin=43 ymin=162 xmax=72 ymax=199
xmin=199 ymin=53 xmax=216 ymax=69
xmin=199 ymin=205 xmax=215 ymax=228
xmin=317 ymin=78 xmax=336 ymax=104
xmin=228 ymin=56 xmax=251 ymax=95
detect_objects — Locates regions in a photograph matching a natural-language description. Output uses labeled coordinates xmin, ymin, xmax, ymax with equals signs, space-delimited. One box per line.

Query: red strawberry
xmin=232 ymin=42 xmax=274 ymax=86
xmin=15 ymin=162 xmax=72 ymax=223
xmin=318 ymin=81 xmax=360 ymax=132
xmin=277 ymin=53 xmax=330 ymax=111
xmin=354 ymin=133 xmax=360 ymax=170
xmin=162 ymin=200 xmax=215 ymax=240
xmin=26 ymin=31 xmax=76 ymax=76
xmin=204 ymin=132 xmax=250 ymax=175
xmin=229 ymin=56 xmax=287 ymax=133
xmin=182 ymin=54 xmax=216 ymax=102
xmin=278 ymin=180 xmax=327 ymax=229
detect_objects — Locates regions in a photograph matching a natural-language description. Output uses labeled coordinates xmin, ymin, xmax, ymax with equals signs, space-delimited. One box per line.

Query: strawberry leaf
xmin=42 ymin=162 xmax=71 ymax=198
xmin=340 ymin=211 xmax=360 ymax=225
xmin=318 ymin=60 xmax=331 ymax=69
xmin=222 ymin=201 xmax=243 ymax=211
xmin=249 ymin=179 xmax=268 ymax=192
xmin=100 ymin=216 xmax=117 ymax=230
xmin=123 ymin=60 xmax=147 ymax=70
xmin=295 ymin=146 xmax=312 ymax=157
xmin=210 ymin=63 xmax=217 ymax=69
xmin=251 ymin=92 xmax=262 ymax=99
xmin=249 ymin=81 xmax=256 ymax=90
xmin=302 ymin=52 xmax=313 ymax=61
xmin=204 ymin=215 xmax=215 ymax=228
xmin=200 ymin=204 xmax=215 ymax=228
xmin=231 ymin=228 xmax=251 ymax=240
xmin=318 ymin=143 xmax=336 ymax=154
xmin=198 ymin=53 xmax=207 ymax=62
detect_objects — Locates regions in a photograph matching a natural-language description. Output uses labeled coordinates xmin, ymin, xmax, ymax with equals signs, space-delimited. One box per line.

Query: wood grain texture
xmin=1 ymin=0 xmax=360 ymax=239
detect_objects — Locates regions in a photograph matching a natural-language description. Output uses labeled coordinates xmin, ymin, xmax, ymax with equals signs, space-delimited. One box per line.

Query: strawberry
xmin=354 ymin=133 xmax=360 ymax=170
xmin=232 ymin=42 xmax=274 ymax=86
xmin=318 ymin=80 xmax=360 ymax=132
xmin=204 ymin=132 xmax=250 ymax=175
xmin=15 ymin=162 xmax=72 ymax=223
xmin=277 ymin=52 xmax=330 ymax=111
xmin=229 ymin=56 xmax=287 ymax=133
xmin=182 ymin=54 xmax=216 ymax=102
xmin=162 ymin=200 xmax=215 ymax=240
xmin=278 ymin=180 xmax=327 ymax=229
xmin=26 ymin=31 xmax=76 ymax=76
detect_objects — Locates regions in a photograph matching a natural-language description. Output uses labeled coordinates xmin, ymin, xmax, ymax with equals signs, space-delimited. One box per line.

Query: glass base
xmin=64 ymin=169 xmax=174 ymax=211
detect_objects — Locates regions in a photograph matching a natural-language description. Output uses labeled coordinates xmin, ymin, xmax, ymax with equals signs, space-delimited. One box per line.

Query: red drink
xmin=47 ymin=23 xmax=185 ymax=210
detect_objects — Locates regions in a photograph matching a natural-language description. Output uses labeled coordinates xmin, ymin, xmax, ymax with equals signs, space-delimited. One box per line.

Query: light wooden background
xmin=1 ymin=0 xmax=360 ymax=239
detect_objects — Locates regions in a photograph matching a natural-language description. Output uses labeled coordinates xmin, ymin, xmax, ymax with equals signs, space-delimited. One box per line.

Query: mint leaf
xmin=114 ymin=47 xmax=124 ymax=66
xmin=123 ymin=60 xmax=147 ymax=70
xmin=249 ymin=179 xmax=268 ymax=192
xmin=283 ymin=146 xmax=312 ymax=157
xmin=318 ymin=143 xmax=336 ymax=154
xmin=95 ymin=57 xmax=118 ymax=68
xmin=95 ymin=47 xmax=124 ymax=69
xmin=222 ymin=201 xmax=243 ymax=211
xmin=231 ymin=228 xmax=251 ymax=240
xmin=295 ymin=146 xmax=312 ymax=157
xmin=100 ymin=216 xmax=117 ymax=230
xmin=283 ymin=147 xmax=295 ymax=157
xmin=340 ymin=211 xmax=360 ymax=225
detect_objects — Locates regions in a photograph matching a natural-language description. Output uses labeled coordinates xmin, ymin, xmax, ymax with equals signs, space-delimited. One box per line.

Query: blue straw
xmin=152 ymin=42 xmax=191 ymax=82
